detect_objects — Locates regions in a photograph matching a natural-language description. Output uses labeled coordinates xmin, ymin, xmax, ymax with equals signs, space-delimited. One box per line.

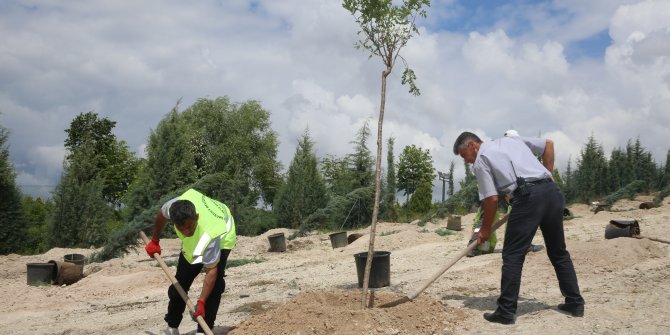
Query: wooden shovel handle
xmin=408 ymin=214 xmax=509 ymax=300
xmin=140 ymin=231 xmax=214 ymax=335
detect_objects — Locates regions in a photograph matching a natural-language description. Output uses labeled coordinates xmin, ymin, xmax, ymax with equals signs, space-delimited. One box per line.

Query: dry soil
xmin=1 ymin=195 xmax=669 ymax=335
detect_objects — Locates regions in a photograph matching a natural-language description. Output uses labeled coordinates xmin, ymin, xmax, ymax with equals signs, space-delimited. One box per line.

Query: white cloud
xmin=2 ymin=0 xmax=669 ymax=201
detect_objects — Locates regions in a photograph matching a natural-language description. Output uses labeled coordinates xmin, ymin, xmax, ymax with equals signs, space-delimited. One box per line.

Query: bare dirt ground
xmin=2 ymin=195 xmax=669 ymax=335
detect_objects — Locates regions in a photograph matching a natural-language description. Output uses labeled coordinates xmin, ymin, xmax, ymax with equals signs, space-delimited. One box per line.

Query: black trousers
xmin=164 ymin=249 xmax=231 ymax=333
xmin=496 ymin=182 xmax=584 ymax=318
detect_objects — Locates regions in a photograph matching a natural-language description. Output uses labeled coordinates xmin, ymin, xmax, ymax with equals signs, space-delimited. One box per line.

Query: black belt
xmin=512 ymin=178 xmax=552 ymax=199
xmin=525 ymin=178 xmax=552 ymax=186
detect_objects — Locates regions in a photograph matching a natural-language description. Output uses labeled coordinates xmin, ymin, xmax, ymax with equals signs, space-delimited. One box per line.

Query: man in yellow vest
xmin=145 ymin=189 xmax=236 ymax=335
xmin=467 ymin=199 xmax=543 ymax=257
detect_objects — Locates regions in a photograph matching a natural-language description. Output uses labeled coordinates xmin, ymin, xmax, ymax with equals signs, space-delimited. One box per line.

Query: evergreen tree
xmin=146 ymin=107 xmax=199 ymax=199
xmin=447 ymin=161 xmax=455 ymax=196
xmin=563 ymin=158 xmax=575 ymax=202
xmin=348 ymin=121 xmax=375 ymax=190
xmin=380 ymin=137 xmax=397 ymax=221
xmin=662 ymin=149 xmax=670 ymax=189
xmin=0 ymin=124 xmax=28 ymax=254
xmin=574 ymin=135 xmax=608 ymax=202
xmin=48 ymin=141 xmax=114 ymax=247
xmin=608 ymin=148 xmax=627 ymax=191
xmin=621 ymin=138 xmax=657 ymax=193
xmin=343 ymin=121 xmax=375 ymax=227
xmin=321 ymin=154 xmax=351 ymax=196
xmin=407 ymin=178 xmax=433 ymax=214
xmin=397 ymin=144 xmax=435 ymax=202
xmin=22 ymin=196 xmax=51 ymax=254
xmin=273 ymin=130 xmax=328 ymax=228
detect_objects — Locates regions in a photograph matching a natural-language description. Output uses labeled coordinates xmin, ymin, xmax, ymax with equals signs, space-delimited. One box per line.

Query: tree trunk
xmin=361 ymin=67 xmax=391 ymax=308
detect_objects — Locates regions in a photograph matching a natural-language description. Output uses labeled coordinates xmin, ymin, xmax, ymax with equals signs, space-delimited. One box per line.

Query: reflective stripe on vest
xmin=175 ymin=189 xmax=236 ymax=264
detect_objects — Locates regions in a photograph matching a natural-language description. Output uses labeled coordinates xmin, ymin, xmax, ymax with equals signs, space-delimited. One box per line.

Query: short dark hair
xmin=169 ymin=200 xmax=196 ymax=226
xmin=453 ymin=131 xmax=482 ymax=155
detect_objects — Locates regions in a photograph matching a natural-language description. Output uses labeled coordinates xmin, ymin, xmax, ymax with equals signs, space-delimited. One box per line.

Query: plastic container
xmin=26 ymin=263 xmax=55 ymax=286
xmin=329 ymin=231 xmax=348 ymax=249
xmin=354 ymin=251 xmax=390 ymax=288
xmin=64 ymin=253 xmax=85 ymax=266
xmin=268 ymin=233 xmax=286 ymax=252
xmin=447 ymin=215 xmax=462 ymax=231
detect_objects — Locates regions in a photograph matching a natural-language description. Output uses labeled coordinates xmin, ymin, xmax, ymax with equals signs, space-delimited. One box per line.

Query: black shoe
xmin=483 ymin=312 xmax=515 ymax=325
xmin=466 ymin=249 xmax=481 ymax=257
xmin=558 ymin=303 xmax=584 ymax=317
xmin=527 ymin=244 xmax=544 ymax=253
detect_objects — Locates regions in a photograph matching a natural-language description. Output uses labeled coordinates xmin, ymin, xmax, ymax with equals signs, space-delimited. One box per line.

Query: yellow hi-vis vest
xmin=174 ymin=189 xmax=236 ymax=264
xmin=472 ymin=207 xmax=500 ymax=253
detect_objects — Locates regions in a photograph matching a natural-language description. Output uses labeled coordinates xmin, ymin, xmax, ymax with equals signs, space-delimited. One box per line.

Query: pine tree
xmin=273 ymin=130 xmax=328 ymax=229
xmin=380 ymin=137 xmax=397 ymax=221
xmin=662 ymin=149 xmax=670 ymax=189
xmin=0 ymin=124 xmax=28 ymax=254
xmin=407 ymin=178 xmax=433 ymax=214
xmin=344 ymin=122 xmax=375 ymax=227
xmin=48 ymin=141 xmax=113 ymax=247
xmin=574 ymin=135 xmax=608 ymax=202
xmin=447 ymin=161 xmax=455 ymax=196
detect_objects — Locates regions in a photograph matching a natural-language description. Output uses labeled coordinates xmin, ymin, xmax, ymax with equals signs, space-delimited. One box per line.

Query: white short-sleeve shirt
xmin=473 ymin=136 xmax=551 ymax=200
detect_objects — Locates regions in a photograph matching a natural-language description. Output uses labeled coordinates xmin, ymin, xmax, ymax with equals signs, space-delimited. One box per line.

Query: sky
xmin=1 ymin=0 xmax=669 ymax=201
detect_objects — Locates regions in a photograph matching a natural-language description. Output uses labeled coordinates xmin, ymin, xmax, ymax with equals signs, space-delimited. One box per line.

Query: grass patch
xmin=232 ymin=300 xmax=274 ymax=314
xmin=380 ymin=230 xmax=400 ymax=236
xmin=434 ymin=228 xmax=454 ymax=237
xmin=227 ymin=258 xmax=266 ymax=268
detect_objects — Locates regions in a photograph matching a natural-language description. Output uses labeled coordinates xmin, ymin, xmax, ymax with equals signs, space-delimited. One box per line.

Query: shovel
xmin=605 ymin=220 xmax=670 ymax=244
xmin=140 ymin=231 xmax=214 ymax=335
xmin=380 ymin=213 xmax=509 ymax=308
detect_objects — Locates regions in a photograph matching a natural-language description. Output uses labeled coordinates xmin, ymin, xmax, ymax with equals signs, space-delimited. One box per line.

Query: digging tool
xmin=139 ymin=231 xmax=214 ymax=335
xmin=380 ymin=213 xmax=509 ymax=308
xmin=605 ymin=220 xmax=670 ymax=244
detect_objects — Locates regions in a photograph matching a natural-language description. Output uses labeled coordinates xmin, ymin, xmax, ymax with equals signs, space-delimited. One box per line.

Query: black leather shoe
xmin=558 ymin=303 xmax=584 ymax=317
xmin=483 ymin=312 xmax=515 ymax=325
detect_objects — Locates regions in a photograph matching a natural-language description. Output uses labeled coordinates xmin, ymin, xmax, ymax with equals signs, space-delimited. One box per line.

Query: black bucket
xmin=605 ymin=220 xmax=641 ymax=239
xmin=268 ymin=233 xmax=286 ymax=252
xmin=354 ymin=251 xmax=390 ymax=288
xmin=26 ymin=263 xmax=55 ymax=286
xmin=329 ymin=231 xmax=348 ymax=249
xmin=447 ymin=215 xmax=462 ymax=231
xmin=64 ymin=253 xmax=85 ymax=266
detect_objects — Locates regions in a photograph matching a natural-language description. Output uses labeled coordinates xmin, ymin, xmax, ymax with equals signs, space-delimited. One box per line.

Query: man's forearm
xmin=542 ymin=139 xmax=555 ymax=172
xmin=151 ymin=211 xmax=168 ymax=240
xmin=481 ymin=196 xmax=499 ymax=230
xmin=199 ymin=266 xmax=218 ymax=302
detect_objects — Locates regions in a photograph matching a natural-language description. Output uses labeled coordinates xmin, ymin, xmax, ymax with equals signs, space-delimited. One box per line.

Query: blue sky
xmin=1 ymin=0 xmax=669 ymax=200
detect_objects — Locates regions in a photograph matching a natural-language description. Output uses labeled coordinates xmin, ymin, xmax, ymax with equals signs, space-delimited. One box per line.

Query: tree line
xmin=2 ymin=105 xmax=669 ymax=257
xmin=0 ymin=98 xmax=434 ymax=257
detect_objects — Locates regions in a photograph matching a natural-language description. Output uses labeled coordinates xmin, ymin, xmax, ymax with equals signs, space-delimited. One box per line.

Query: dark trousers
xmin=497 ymin=182 xmax=584 ymax=318
xmin=165 ymin=249 xmax=231 ymax=333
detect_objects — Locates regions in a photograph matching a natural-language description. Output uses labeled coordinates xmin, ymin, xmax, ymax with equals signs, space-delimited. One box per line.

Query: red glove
xmin=192 ymin=299 xmax=205 ymax=320
xmin=145 ymin=237 xmax=161 ymax=258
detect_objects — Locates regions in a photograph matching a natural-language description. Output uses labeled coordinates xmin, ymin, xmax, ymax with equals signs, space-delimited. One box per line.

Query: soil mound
xmin=230 ymin=290 xmax=467 ymax=335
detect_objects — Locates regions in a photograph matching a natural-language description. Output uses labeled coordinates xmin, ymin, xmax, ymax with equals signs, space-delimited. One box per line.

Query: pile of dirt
xmin=231 ymin=290 xmax=467 ymax=335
